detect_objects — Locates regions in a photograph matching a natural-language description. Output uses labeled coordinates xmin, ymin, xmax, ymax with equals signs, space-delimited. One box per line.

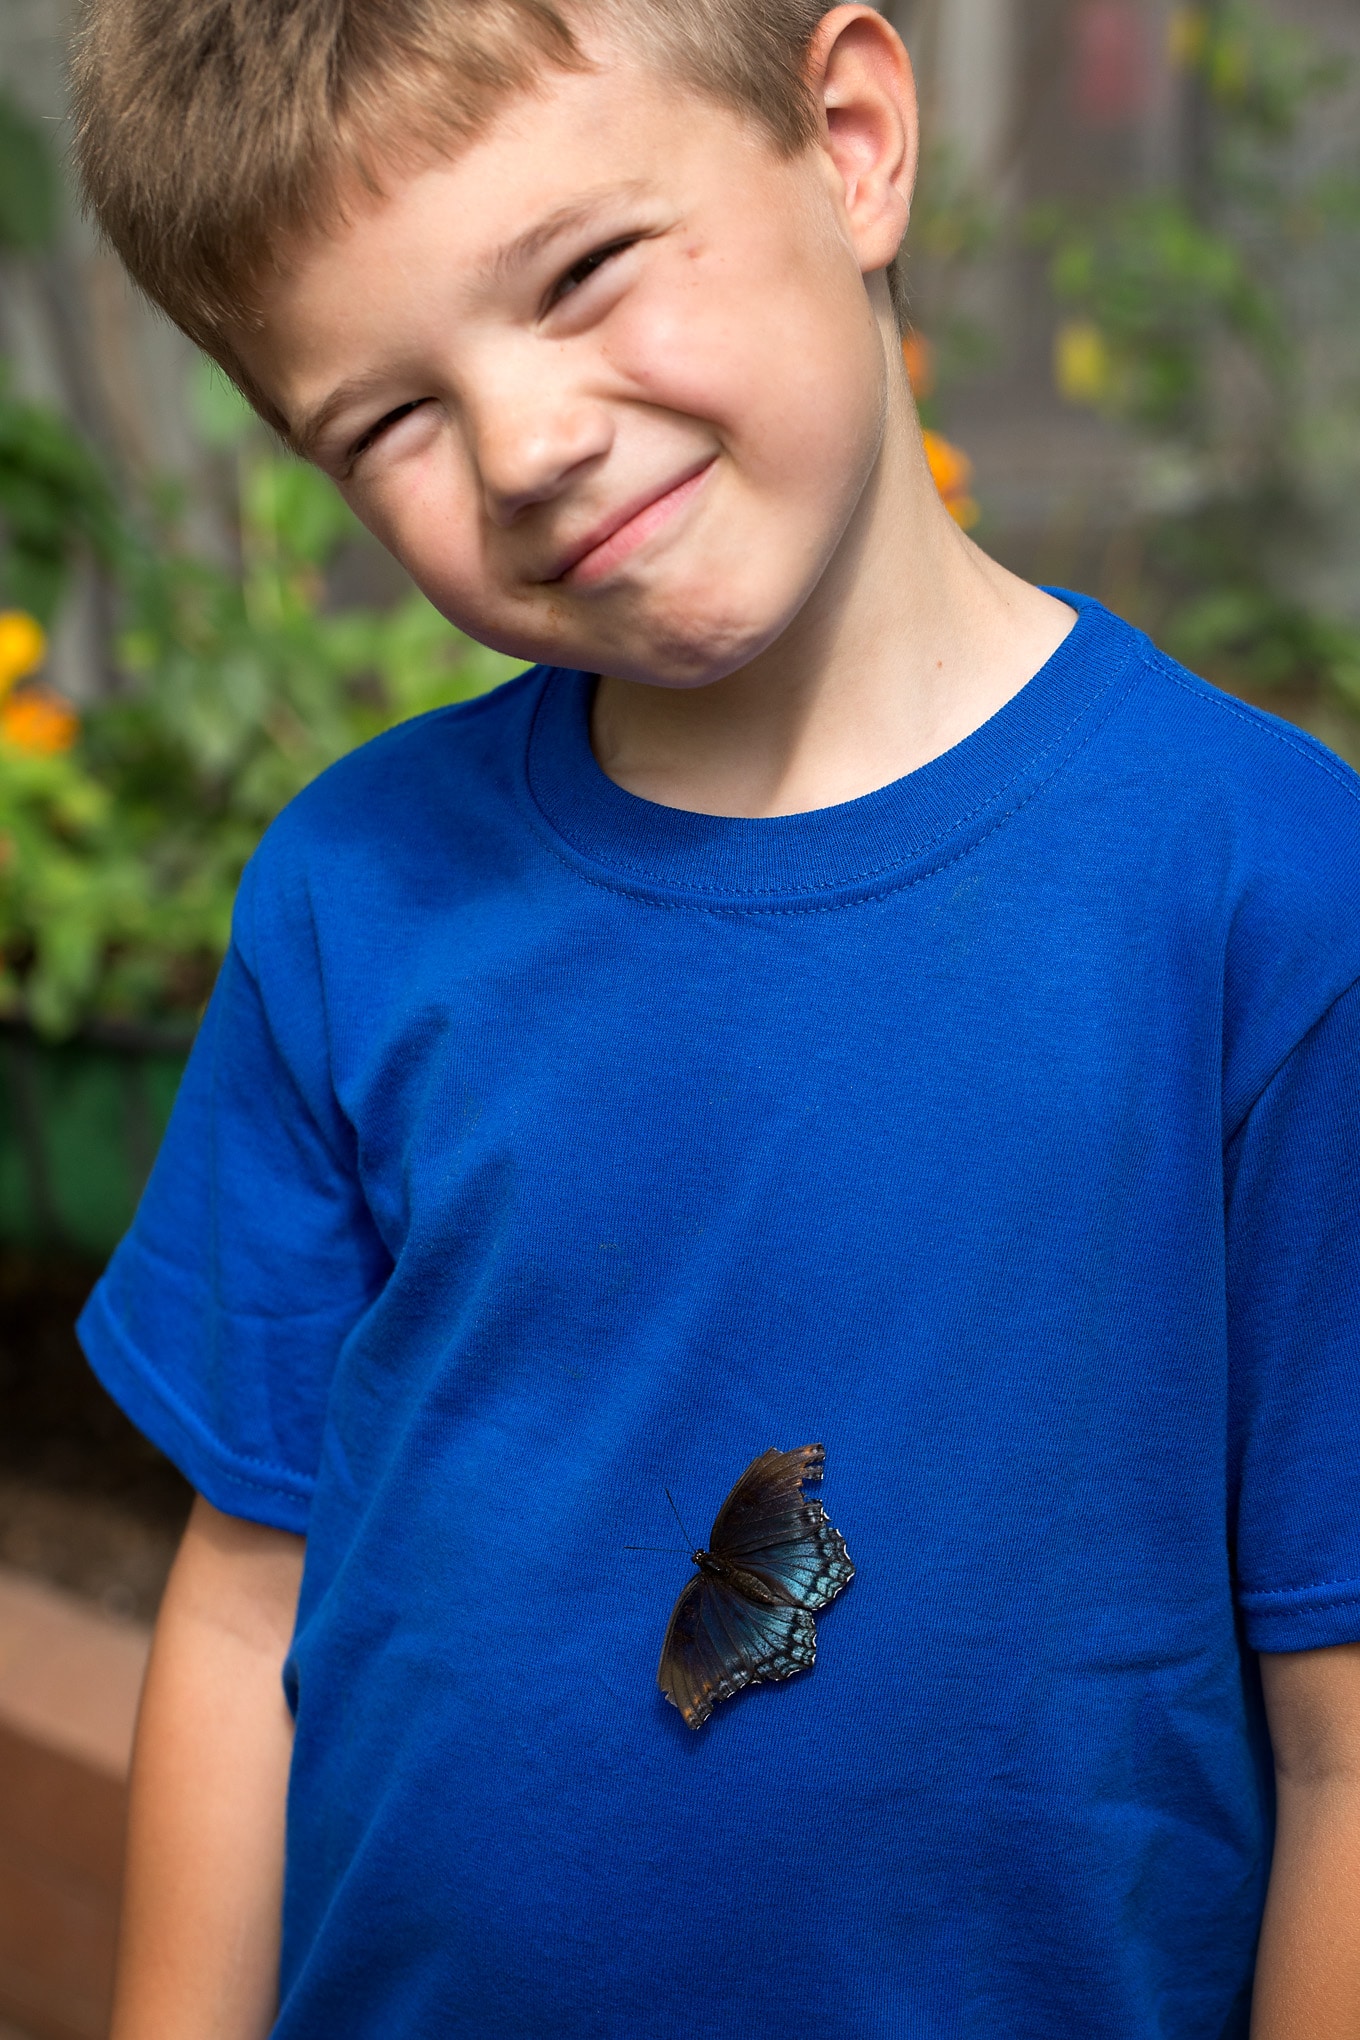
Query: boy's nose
xmin=471 ymin=384 xmax=614 ymax=526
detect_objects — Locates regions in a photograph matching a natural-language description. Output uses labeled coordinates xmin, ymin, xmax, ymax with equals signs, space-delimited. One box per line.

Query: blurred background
xmin=0 ymin=1 xmax=1358 ymax=2033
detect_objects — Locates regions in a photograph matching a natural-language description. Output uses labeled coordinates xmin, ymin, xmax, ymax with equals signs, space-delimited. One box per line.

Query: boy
xmin=72 ymin=1 xmax=1360 ymax=2034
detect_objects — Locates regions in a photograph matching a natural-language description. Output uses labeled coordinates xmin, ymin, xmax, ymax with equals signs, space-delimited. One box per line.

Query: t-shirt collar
xmin=524 ymin=591 xmax=1142 ymax=906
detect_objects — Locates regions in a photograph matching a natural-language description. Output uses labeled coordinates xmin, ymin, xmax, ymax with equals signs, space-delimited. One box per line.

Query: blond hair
xmin=72 ymin=0 xmax=876 ymax=422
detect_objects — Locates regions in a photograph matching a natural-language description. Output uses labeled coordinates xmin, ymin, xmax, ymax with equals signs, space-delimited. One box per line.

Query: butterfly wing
xmin=708 ymin=1443 xmax=854 ymax=1612
xmin=658 ymin=1573 xmax=818 ymax=1729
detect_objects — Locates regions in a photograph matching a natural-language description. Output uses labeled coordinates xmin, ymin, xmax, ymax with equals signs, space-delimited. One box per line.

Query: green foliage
xmin=1195 ymin=1 xmax=1345 ymax=150
xmin=0 ymin=368 xmax=120 ymax=623
xmin=903 ymin=143 xmax=1001 ymax=417
xmin=1143 ymin=490 xmax=1360 ymax=704
xmin=0 ymin=437 xmax=517 ymax=1038
xmin=911 ymin=143 xmax=999 ymax=271
xmin=1031 ymin=2 xmax=1360 ymax=730
xmin=0 ymin=89 xmax=59 ymax=253
xmin=1033 ymin=196 xmax=1278 ymax=440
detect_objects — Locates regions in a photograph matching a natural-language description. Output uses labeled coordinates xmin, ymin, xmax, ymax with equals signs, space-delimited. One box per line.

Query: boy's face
xmin=241 ymin=31 xmax=907 ymax=688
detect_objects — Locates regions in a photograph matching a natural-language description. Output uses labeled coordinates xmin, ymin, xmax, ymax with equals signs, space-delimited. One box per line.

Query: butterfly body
xmin=691 ymin=1548 xmax=789 ymax=1605
xmin=658 ymin=1444 xmax=853 ymax=1729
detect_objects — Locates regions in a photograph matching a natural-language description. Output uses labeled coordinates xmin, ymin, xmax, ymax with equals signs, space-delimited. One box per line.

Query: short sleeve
xmin=77 ymin=860 xmax=391 ymax=1532
xmin=1228 ymin=973 xmax=1360 ymax=1651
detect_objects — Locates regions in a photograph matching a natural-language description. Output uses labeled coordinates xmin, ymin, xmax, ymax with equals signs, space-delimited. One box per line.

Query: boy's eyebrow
xmin=288 ymin=183 xmax=654 ymax=458
xmin=484 ymin=181 xmax=652 ymax=285
xmin=290 ymin=371 xmax=401 ymax=462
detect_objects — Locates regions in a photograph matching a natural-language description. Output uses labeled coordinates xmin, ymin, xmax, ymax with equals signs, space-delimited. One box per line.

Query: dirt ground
xmin=0 ymin=1254 xmax=191 ymax=1623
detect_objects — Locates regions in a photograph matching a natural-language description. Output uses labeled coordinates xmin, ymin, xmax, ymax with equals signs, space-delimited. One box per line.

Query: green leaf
xmin=188 ymin=359 xmax=259 ymax=451
xmin=0 ymin=90 xmax=59 ymax=253
xmin=0 ymin=367 xmax=120 ymax=620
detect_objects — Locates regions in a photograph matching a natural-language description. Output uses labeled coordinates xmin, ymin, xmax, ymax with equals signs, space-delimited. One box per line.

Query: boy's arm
xmin=112 ymin=1495 xmax=304 ymax=2040
xmin=1252 ymin=1643 xmax=1360 ymax=2038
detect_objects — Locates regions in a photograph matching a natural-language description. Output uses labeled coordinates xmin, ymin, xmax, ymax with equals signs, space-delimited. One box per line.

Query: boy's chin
xmin=511 ymin=604 xmax=796 ymax=692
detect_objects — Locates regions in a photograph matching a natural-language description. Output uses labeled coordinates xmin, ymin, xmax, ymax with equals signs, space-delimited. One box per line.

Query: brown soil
xmin=0 ymin=1254 xmax=191 ymax=1623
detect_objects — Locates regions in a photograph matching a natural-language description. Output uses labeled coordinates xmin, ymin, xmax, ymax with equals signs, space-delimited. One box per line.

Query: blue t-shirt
xmin=80 ymin=595 xmax=1360 ymax=2038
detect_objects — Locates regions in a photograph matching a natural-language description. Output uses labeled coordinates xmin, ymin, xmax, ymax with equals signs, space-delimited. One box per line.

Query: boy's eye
xmin=545 ymin=238 xmax=638 ymax=312
xmin=347 ymin=399 xmax=427 ymax=466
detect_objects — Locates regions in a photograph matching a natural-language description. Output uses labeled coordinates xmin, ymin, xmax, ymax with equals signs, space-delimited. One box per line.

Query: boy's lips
xmin=542 ymin=458 xmax=716 ymax=588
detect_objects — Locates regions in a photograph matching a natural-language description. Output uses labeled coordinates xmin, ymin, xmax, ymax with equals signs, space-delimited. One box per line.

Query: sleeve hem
xmin=1240 ymin=1578 xmax=1360 ymax=1654
xmin=76 ymin=1284 xmax=314 ymax=1536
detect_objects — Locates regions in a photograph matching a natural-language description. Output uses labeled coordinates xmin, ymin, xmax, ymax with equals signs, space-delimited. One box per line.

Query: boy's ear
xmin=806 ymin=5 xmax=919 ymax=283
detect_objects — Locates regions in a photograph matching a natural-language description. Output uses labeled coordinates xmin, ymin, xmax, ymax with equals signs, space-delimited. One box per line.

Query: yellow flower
xmin=922 ymin=429 xmax=980 ymax=530
xmin=1054 ymin=320 xmax=1115 ymax=407
xmin=0 ymin=687 xmax=81 ymax=756
xmin=0 ymin=612 xmax=47 ymax=695
xmin=1167 ymin=6 xmax=1209 ymax=71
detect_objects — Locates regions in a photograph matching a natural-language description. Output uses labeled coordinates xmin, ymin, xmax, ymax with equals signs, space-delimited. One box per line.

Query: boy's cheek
xmin=619 ymin=254 xmax=864 ymax=449
xmin=345 ymin=464 xmax=484 ymax=610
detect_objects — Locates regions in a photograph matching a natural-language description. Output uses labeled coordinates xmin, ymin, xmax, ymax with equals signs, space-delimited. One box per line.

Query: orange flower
xmin=1 ymin=687 xmax=81 ymax=756
xmin=0 ymin=612 xmax=47 ymax=694
xmin=922 ymin=429 xmax=980 ymax=530
xmin=902 ymin=330 xmax=935 ymax=399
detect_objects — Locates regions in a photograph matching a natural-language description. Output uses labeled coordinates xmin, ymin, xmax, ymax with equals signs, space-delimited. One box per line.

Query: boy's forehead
xmin=293 ymin=62 xmax=749 ymax=283
xmin=314 ymin=41 xmax=763 ymax=264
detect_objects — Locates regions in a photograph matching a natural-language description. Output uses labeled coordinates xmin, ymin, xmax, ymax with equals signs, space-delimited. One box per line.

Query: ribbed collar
xmin=523 ymin=592 xmax=1144 ymax=909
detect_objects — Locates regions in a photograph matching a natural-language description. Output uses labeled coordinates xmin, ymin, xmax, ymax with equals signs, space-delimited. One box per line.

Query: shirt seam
xmin=1239 ymin=1574 xmax=1360 ymax=1604
xmin=525 ymin=648 xmax=1148 ymax=913
xmin=1157 ymin=664 xmax=1360 ymax=807
xmin=1225 ymin=970 xmax=1360 ymax=1148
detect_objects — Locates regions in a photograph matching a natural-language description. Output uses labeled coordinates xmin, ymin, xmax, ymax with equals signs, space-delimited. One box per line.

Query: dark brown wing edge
xmin=708 ymin=1443 xmax=826 ymax=1551
xmin=659 ymin=1576 xmax=732 ymax=1729
xmin=658 ymin=1574 xmax=818 ymax=1729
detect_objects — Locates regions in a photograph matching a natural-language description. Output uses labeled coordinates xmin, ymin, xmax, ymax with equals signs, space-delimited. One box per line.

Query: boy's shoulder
xmin=1114 ymin=626 xmax=1360 ymax=918
xmin=283 ymin=660 xmax=544 ymax=833
xmin=1033 ymin=595 xmax=1360 ymax=896
xmin=225 ymin=662 xmax=555 ymax=980
xmin=1130 ymin=631 xmax=1360 ymax=818
xmin=242 ymin=662 xmax=547 ymax=890
xmin=1090 ymin=620 xmax=1360 ymax=1120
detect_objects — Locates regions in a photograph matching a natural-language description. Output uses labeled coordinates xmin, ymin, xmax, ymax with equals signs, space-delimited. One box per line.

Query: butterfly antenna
xmin=664 ymin=1486 xmax=697 ymax=1551
xmin=622 ymin=1544 xmax=689 ymax=1554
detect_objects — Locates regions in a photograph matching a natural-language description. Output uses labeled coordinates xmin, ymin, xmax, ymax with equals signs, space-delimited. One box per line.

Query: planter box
xmin=0 ymin=1026 xmax=188 ymax=1261
xmin=0 ymin=1563 xmax=149 ymax=2040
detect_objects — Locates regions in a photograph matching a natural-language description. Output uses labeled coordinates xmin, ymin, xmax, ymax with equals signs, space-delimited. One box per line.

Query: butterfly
xmin=657 ymin=1443 xmax=853 ymax=1729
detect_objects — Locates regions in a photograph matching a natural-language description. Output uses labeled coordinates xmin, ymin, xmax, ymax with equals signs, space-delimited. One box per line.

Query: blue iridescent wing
xmin=658 ymin=1574 xmax=817 ymax=1730
xmin=708 ymin=1443 xmax=854 ymax=1612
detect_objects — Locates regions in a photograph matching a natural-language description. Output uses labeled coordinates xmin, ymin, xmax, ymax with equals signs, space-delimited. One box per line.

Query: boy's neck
xmin=591 ymin=376 xmax=1076 ymax=821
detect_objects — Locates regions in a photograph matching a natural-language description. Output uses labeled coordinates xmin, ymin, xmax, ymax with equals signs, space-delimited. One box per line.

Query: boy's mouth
xmin=543 ymin=458 xmax=716 ymax=589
